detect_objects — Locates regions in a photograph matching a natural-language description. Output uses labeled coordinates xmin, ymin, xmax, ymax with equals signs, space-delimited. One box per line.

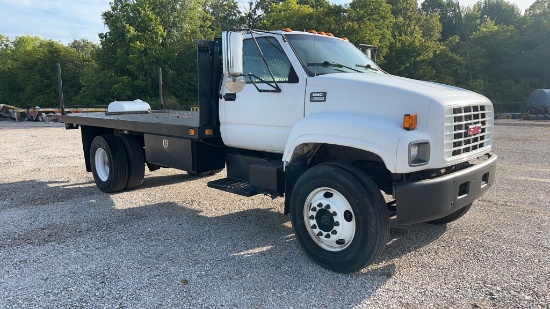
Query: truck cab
xmin=214 ymin=30 xmax=497 ymax=272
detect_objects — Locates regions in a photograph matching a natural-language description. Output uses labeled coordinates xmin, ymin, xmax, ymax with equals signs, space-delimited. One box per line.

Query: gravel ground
xmin=0 ymin=120 xmax=548 ymax=308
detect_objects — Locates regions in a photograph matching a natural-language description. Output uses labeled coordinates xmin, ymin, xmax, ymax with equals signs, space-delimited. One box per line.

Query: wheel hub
xmin=316 ymin=208 xmax=334 ymax=232
xmin=304 ymin=188 xmax=356 ymax=251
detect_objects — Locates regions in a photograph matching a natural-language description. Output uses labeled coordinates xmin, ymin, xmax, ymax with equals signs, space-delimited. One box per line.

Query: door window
xmin=243 ymin=37 xmax=296 ymax=83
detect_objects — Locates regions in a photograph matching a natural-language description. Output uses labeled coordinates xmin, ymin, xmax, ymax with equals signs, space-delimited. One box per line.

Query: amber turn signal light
xmin=403 ymin=114 xmax=417 ymax=130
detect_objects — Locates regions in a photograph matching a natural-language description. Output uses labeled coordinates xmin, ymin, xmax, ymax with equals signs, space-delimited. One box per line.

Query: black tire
xmin=90 ymin=135 xmax=129 ymax=193
xmin=290 ymin=163 xmax=389 ymax=273
xmin=117 ymin=135 xmax=145 ymax=190
xmin=427 ymin=203 xmax=472 ymax=225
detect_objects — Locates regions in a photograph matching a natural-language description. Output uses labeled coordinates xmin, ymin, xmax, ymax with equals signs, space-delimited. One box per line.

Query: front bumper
xmin=394 ymin=153 xmax=497 ymax=224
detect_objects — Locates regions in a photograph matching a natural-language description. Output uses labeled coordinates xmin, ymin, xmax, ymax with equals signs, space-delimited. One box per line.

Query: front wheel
xmin=290 ymin=163 xmax=389 ymax=273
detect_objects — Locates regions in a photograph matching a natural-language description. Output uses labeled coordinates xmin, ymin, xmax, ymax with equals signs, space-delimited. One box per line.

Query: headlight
xmin=409 ymin=141 xmax=430 ymax=166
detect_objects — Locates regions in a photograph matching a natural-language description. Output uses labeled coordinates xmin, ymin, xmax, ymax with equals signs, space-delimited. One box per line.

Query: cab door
xmin=220 ymin=36 xmax=307 ymax=153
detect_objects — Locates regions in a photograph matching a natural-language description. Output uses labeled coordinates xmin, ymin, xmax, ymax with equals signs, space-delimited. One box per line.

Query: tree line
xmin=0 ymin=0 xmax=548 ymax=110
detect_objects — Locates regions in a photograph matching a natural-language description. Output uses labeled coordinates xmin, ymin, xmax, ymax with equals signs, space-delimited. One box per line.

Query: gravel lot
xmin=0 ymin=120 xmax=548 ymax=308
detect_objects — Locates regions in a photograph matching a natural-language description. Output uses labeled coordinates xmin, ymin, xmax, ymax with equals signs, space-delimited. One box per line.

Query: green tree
xmin=98 ymin=0 xmax=167 ymax=100
xmin=0 ymin=35 xmax=85 ymax=108
xmin=69 ymin=39 xmax=99 ymax=58
xmin=205 ymin=0 xmax=242 ymax=31
xmin=347 ymin=0 xmax=394 ymax=60
xmin=421 ymin=0 xmax=462 ymax=41
xmin=468 ymin=19 xmax=527 ymax=101
xmin=514 ymin=0 xmax=550 ymax=91
xmin=314 ymin=3 xmax=350 ymax=32
xmin=243 ymin=0 xmax=284 ymax=28
xmin=258 ymin=0 xmax=315 ymax=31
xmin=383 ymin=0 xmax=447 ymax=80
xmin=87 ymin=0 xmax=212 ymax=108
xmin=479 ymin=0 xmax=521 ymax=26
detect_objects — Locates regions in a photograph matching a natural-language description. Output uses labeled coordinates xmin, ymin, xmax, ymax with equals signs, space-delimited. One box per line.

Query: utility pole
xmin=57 ymin=63 xmax=65 ymax=115
xmin=159 ymin=67 xmax=164 ymax=110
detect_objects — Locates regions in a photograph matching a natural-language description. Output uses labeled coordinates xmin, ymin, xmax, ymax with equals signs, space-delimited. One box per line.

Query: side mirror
xmin=222 ymin=31 xmax=246 ymax=93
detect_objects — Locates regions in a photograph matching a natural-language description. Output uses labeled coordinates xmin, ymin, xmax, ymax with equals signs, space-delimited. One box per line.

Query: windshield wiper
xmin=307 ymin=61 xmax=363 ymax=73
xmin=356 ymin=64 xmax=379 ymax=71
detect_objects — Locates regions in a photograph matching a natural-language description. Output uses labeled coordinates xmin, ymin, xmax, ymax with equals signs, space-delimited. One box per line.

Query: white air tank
xmin=107 ymin=99 xmax=151 ymax=113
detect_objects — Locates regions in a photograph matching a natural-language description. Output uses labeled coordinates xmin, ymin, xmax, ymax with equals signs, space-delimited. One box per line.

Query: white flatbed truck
xmin=54 ymin=29 xmax=497 ymax=273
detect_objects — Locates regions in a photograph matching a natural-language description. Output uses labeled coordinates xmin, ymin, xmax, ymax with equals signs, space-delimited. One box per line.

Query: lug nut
xmin=325 ymin=204 xmax=330 ymax=209
xmin=324 ymin=233 xmax=331 ymax=239
xmin=309 ymin=215 xmax=314 ymax=220
xmin=311 ymin=224 xmax=317 ymax=229
xmin=317 ymin=202 xmax=323 ymax=208
xmin=317 ymin=231 xmax=323 ymax=237
xmin=331 ymin=230 xmax=337 ymax=235
xmin=311 ymin=207 xmax=317 ymax=212
xmin=334 ymin=221 xmax=340 ymax=226
xmin=332 ymin=211 xmax=337 ymax=216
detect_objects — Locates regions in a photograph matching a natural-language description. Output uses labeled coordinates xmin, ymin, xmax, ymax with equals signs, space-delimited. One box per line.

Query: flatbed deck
xmin=56 ymin=110 xmax=218 ymax=139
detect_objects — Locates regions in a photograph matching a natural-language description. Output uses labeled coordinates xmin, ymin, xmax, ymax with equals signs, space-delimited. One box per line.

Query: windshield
xmin=286 ymin=34 xmax=383 ymax=76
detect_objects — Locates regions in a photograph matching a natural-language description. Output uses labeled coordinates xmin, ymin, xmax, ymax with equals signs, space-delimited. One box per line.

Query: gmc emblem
xmin=467 ymin=124 xmax=482 ymax=136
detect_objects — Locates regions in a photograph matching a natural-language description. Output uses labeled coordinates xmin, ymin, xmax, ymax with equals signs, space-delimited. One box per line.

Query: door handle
xmin=223 ymin=93 xmax=236 ymax=101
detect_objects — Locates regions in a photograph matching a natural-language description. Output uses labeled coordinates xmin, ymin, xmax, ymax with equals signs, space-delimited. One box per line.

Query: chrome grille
xmin=444 ymin=104 xmax=493 ymax=160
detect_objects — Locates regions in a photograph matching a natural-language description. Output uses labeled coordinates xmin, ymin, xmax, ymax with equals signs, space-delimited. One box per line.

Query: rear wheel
xmin=117 ymin=135 xmax=145 ymax=190
xmin=90 ymin=135 xmax=129 ymax=193
xmin=290 ymin=163 xmax=389 ymax=273
xmin=427 ymin=203 xmax=472 ymax=225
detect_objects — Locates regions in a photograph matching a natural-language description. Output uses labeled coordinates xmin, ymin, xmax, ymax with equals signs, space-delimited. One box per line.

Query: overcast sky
xmin=0 ymin=0 xmax=536 ymax=45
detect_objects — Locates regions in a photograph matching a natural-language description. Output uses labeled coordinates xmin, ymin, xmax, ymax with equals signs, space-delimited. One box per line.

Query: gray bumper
xmin=394 ymin=154 xmax=497 ymax=224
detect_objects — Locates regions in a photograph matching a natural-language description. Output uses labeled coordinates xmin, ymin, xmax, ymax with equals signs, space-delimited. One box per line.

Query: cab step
xmin=207 ymin=178 xmax=258 ymax=197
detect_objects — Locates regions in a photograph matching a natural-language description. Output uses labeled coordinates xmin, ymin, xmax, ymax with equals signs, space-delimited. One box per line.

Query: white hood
xmin=305 ymin=73 xmax=491 ymax=130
